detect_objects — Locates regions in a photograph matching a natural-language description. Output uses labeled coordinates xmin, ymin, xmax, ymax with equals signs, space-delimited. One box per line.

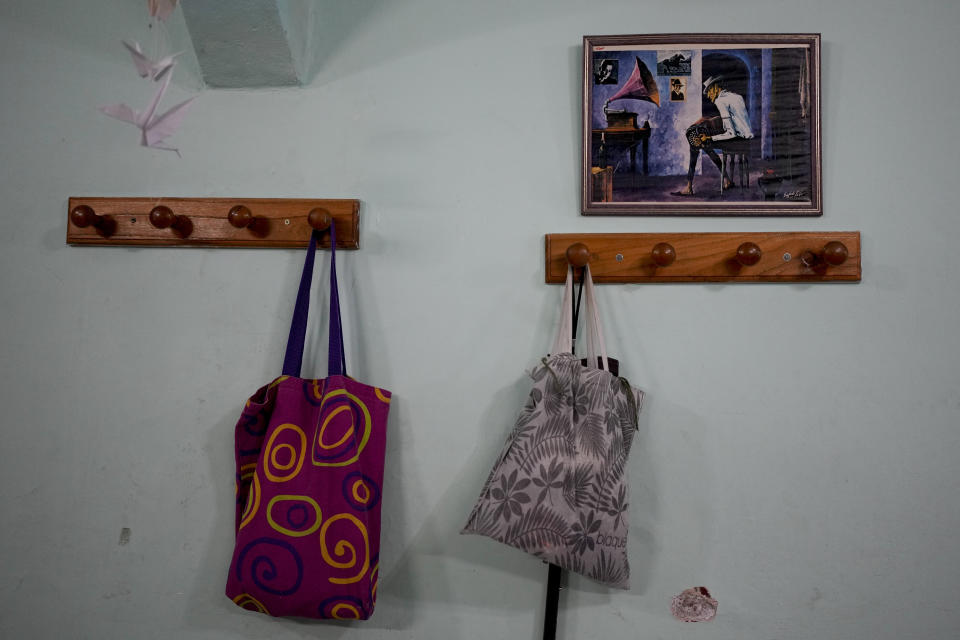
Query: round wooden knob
xmin=565 ymin=243 xmax=591 ymax=268
xmin=735 ymin=241 xmax=762 ymax=266
xmin=823 ymin=241 xmax=848 ymax=266
xmin=651 ymin=242 xmax=676 ymax=267
xmin=70 ymin=205 xmax=99 ymax=228
xmin=149 ymin=205 xmax=176 ymax=229
xmin=800 ymin=250 xmax=820 ymax=269
xmin=227 ymin=205 xmax=253 ymax=228
xmin=70 ymin=205 xmax=115 ymax=237
xmin=149 ymin=205 xmax=192 ymax=238
xmin=307 ymin=208 xmax=332 ymax=231
xmin=228 ymin=204 xmax=269 ymax=237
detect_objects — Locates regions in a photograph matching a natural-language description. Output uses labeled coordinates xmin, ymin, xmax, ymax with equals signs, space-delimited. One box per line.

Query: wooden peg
xmin=801 ymin=241 xmax=848 ymax=270
xmin=227 ymin=205 xmax=269 ymax=238
xmin=69 ymin=204 xmax=116 ymax=238
xmin=800 ymin=250 xmax=820 ymax=269
xmin=149 ymin=205 xmax=193 ymax=238
xmin=565 ymin=242 xmax=591 ymax=267
xmin=823 ymin=241 xmax=849 ymax=266
xmin=651 ymin=242 xmax=676 ymax=267
xmin=735 ymin=241 xmax=762 ymax=266
xmin=307 ymin=208 xmax=332 ymax=231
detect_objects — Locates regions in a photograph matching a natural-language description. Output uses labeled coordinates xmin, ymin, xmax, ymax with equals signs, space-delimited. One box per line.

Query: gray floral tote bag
xmin=462 ymin=265 xmax=643 ymax=589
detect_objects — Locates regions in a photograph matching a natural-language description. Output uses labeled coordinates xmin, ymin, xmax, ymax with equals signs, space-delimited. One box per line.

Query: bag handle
xmin=582 ymin=264 xmax=609 ymax=371
xmin=327 ymin=223 xmax=346 ymax=377
xmin=281 ymin=224 xmax=346 ymax=378
xmin=550 ymin=266 xmax=575 ymax=355
xmin=550 ymin=265 xmax=608 ymax=371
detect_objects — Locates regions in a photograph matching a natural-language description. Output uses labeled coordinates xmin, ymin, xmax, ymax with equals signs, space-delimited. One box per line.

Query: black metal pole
xmin=542 ymin=563 xmax=563 ymax=640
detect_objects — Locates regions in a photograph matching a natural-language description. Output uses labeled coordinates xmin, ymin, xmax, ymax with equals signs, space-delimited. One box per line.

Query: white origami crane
xmin=148 ymin=0 xmax=178 ymax=21
xmin=99 ymin=72 xmax=196 ymax=155
xmin=122 ymin=40 xmax=180 ymax=81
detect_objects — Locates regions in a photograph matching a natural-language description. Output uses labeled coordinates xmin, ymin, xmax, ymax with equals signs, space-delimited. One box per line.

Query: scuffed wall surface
xmin=1 ymin=1 xmax=959 ymax=638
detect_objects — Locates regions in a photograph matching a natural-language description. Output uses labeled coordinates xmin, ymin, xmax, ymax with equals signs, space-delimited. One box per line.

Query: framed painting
xmin=582 ymin=33 xmax=821 ymax=216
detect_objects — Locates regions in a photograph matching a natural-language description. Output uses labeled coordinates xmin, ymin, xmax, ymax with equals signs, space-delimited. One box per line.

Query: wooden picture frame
xmin=582 ymin=33 xmax=821 ymax=216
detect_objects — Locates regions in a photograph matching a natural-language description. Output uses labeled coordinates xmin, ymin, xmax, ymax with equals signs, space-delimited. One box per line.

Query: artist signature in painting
xmin=783 ymin=189 xmax=810 ymax=201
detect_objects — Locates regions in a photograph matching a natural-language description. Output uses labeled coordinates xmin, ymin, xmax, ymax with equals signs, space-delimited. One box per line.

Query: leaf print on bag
xmin=568 ymin=510 xmax=602 ymax=556
xmin=535 ymin=357 xmax=571 ymax=393
xmin=589 ymin=548 xmax=628 ymax=587
xmin=605 ymin=406 xmax=620 ymax=435
xmin=577 ymin=412 xmax=608 ymax=459
xmin=531 ymin=458 xmax=565 ymax=505
xmin=508 ymin=404 xmax=541 ymax=445
xmin=503 ymin=504 xmax=570 ymax=552
xmin=590 ymin=453 xmax=627 ymax=509
xmin=600 ymin=484 xmax=629 ymax=531
xmin=509 ymin=414 xmax=574 ymax=475
xmin=563 ymin=463 xmax=595 ymax=511
xmin=606 ymin=425 xmax=625 ymax=468
xmin=619 ymin=389 xmax=640 ymax=453
xmin=569 ymin=378 xmax=590 ymax=424
xmin=541 ymin=376 xmax=566 ymax=417
xmin=556 ymin=550 xmax=586 ymax=577
xmin=583 ymin=369 xmax=607 ymax=410
xmin=490 ymin=469 xmax=532 ymax=523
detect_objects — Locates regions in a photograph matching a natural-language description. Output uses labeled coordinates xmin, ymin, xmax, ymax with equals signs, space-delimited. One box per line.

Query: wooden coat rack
xmin=541 ymin=230 xmax=861 ymax=640
xmin=66 ymin=197 xmax=360 ymax=248
xmin=546 ymin=232 xmax=861 ymax=283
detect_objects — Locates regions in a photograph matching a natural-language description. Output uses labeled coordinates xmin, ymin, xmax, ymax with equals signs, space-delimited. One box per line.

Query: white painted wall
xmin=1 ymin=1 xmax=958 ymax=638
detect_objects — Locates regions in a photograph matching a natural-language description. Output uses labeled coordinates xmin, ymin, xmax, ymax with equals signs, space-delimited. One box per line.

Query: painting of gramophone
xmin=583 ymin=34 xmax=822 ymax=216
xmin=593 ymin=55 xmax=660 ymax=196
xmin=603 ymin=56 xmax=660 ymax=129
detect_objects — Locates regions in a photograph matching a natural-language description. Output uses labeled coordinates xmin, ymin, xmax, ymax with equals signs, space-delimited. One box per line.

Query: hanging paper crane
xmin=96 ymin=0 xmax=196 ymax=155
xmin=604 ymin=57 xmax=659 ymax=129
xmin=99 ymin=71 xmax=196 ymax=156
xmin=122 ymin=40 xmax=181 ymax=81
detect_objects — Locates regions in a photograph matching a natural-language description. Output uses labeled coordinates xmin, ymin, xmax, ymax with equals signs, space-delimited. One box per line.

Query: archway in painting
xmin=701 ymin=53 xmax=753 ymax=124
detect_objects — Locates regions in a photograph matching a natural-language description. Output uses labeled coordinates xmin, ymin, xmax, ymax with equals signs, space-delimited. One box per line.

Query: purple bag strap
xmin=328 ymin=224 xmax=346 ymax=377
xmin=281 ymin=223 xmax=346 ymax=378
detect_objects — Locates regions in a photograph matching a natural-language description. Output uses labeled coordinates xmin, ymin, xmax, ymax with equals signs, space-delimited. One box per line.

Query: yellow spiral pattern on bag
xmin=319 ymin=513 xmax=370 ymax=584
xmin=307 ymin=379 xmax=325 ymax=403
xmin=332 ymin=603 xmax=361 ymax=619
xmin=266 ymin=495 xmax=323 ymax=537
xmin=263 ymin=423 xmax=307 ymax=482
xmin=232 ymin=592 xmax=270 ymax=614
xmin=318 ymin=405 xmax=355 ymax=450
xmin=270 ymin=444 xmax=297 ymax=470
xmin=374 ymin=388 xmax=391 ymax=403
xmin=239 ymin=472 xmax=260 ymax=530
xmin=236 ymin=462 xmax=257 ymax=496
xmin=268 ymin=376 xmax=289 ymax=389
xmin=352 ymin=479 xmax=371 ymax=504
xmin=312 ymin=390 xmax=372 ymax=467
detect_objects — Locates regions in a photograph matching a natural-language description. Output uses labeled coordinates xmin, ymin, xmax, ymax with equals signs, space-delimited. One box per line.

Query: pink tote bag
xmin=225 ymin=225 xmax=392 ymax=619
